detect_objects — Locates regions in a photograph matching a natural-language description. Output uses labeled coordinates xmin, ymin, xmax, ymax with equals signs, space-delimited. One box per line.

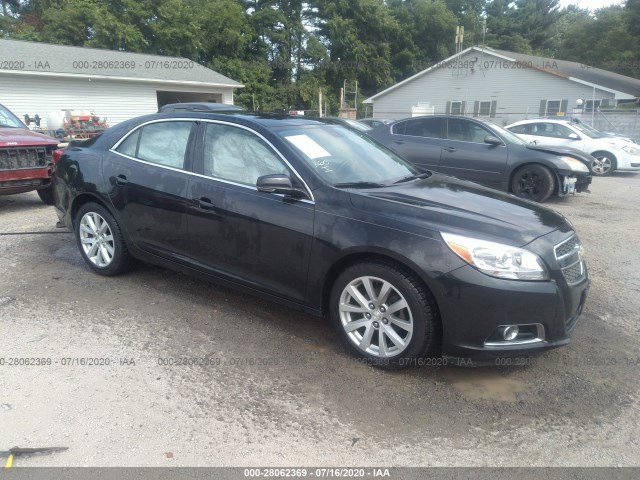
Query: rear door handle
xmin=194 ymin=197 xmax=216 ymax=210
xmin=393 ymin=140 xmax=405 ymax=145
xmin=115 ymin=174 xmax=129 ymax=186
xmin=444 ymin=147 xmax=456 ymax=153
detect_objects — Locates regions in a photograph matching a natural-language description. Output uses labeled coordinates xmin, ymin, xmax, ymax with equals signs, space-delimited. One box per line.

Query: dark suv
xmin=369 ymin=115 xmax=593 ymax=202
xmin=1 ymin=103 xmax=61 ymax=204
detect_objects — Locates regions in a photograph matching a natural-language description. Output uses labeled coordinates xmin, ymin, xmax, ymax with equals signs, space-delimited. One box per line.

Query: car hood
xmin=525 ymin=144 xmax=595 ymax=163
xmin=348 ymin=174 xmax=572 ymax=246
xmin=0 ymin=128 xmax=60 ymax=147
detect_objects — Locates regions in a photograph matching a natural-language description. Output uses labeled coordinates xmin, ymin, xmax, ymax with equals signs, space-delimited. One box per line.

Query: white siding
xmin=370 ymin=51 xmax=616 ymax=125
xmin=0 ymin=72 xmax=236 ymax=129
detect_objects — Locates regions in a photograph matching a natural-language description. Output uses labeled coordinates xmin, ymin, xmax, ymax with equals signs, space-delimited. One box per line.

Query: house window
xmin=479 ymin=101 xmax=492 ymax=116
xmin=546 ymin=100 xmax=561 ymax=116
xmin=585 ymin=100 xmax=601 ymax=113
xmin=450 ymin=101 xmax=464 ymax=115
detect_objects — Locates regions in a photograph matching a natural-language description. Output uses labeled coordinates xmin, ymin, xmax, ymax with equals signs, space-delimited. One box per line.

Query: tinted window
xmin=117 ymin=130 xmax=140 ymax=157
xmin=447 ymin=118 xmax=494 ymax=143
xmin=509 ymin=124 xmax=530 ymax=134
xmin=204 ymin=123 xmax=289 ymax=186
xmin=399 ymin=117 xmax=444 ymax=138
xmin=117 ymin=121 xmax=193 ymax=169
xmin=528 ymin=122 xmax=575 ymax=138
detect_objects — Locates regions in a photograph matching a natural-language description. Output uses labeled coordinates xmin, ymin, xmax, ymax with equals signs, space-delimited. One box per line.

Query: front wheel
xmin=329 ymin=261 xmax=438 ymax=369
xmin=511 ymin=164 xmax=555 ymax=202
xmin=75 ymin=202 xmax=129 ymax=276
xmin=589 ymin=152 xmax=616 ymax=176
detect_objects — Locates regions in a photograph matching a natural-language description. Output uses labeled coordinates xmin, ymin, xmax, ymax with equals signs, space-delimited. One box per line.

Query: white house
xmin=0 ymin=39 xmax=243 ymax=129
xmin=363 ymin=46 xmax=640 ymax=128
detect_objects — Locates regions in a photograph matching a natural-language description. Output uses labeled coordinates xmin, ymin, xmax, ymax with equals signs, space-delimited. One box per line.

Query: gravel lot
xmin=1 ymin=174 xmax=639 ymax=468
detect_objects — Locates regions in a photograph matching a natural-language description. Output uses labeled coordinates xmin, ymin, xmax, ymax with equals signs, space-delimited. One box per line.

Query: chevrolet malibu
xmin=52 ymin=113 xmax=589 ymax=368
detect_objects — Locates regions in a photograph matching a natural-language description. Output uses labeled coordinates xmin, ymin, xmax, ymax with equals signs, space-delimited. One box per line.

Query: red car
xmin=1 ymin=103 xmax=62 ymax=204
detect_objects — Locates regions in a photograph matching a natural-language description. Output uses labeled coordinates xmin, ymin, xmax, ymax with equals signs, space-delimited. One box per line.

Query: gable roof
xmin=364 ymin=46 xmax=640 ymax=103
xmin=0 ymin=38 xmax=243 ymax=88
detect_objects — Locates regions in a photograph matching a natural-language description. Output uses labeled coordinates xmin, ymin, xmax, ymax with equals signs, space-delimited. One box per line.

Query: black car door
xmin=103 ymin=120 xmax=196 ymax=262
xmin=437 ymin=118 xmax=508 ymax=188
xmin=385 ymin=117 xmax=446 ymax=170
xmin=186 ymin=121 xmax=315 ymax=303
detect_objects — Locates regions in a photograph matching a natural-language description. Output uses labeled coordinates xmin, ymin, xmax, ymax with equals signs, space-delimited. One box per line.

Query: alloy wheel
xmin=338 ymin=276 xmax=414 ymax=358
xmin=79 ymin=212 xmax=115 ymax=268
xmin=591 ymin=156 xmax=613 ymax=175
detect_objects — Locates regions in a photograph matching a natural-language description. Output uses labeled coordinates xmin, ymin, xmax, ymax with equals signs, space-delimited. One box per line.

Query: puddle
xmin=440 ymin=368 xmax=528 ymax=402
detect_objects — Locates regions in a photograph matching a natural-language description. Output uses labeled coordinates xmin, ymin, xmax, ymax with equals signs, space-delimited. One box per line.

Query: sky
xmin=559 ymin=0 xmax=625 ymax=9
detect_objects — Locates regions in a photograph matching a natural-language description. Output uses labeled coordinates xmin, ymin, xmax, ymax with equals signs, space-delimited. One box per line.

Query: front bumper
xmin=432 ymin=231 xmax=588 ymax=365
xmin=558 ymin=172 xmax=591 ymax=195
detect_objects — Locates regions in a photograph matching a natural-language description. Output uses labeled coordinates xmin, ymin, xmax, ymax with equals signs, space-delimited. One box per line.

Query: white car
xmin=506 ymin=119 xmax=640 ymax=176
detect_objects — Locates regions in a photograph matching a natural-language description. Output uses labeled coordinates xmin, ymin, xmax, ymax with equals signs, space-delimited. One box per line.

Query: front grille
xmin=555 ymin=234 xmax=587 ymax=285
xmin=0 ymin=147 xmax=50 ymax=170
xmin=562 ymin=261 xmax=585 ymax=285
xmin=554 ymin=235 xmax=579 ymax=259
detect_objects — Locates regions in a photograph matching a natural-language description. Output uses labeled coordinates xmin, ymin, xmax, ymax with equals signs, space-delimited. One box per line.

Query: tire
xmin=589 ymin=151 xmax=616 ymax=176
xmin=510 ymin=164 xmax=555 ymax=202
xmin=74 ymin=202 xmax=129 ymax=276
xmin=329 ymin=260 xmax=438 ymax=369
xmin=37 ymin=186 xmax=55 ymax=205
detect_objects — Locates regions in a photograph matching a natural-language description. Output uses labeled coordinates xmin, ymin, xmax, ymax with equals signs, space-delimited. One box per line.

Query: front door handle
xmin=115 ymin=174 xmax=129 ymax=186
xmin=444 ymin=147 xmax=457 ymax=153
xmin=194 ymin=197 xmax=216 ymax=210
xmin=393 ymin=140 xmax=405 ymax=145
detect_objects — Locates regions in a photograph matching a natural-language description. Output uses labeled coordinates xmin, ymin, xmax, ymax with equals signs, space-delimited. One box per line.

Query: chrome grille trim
xmin=554 ymin=234 xmax=579 ymax=260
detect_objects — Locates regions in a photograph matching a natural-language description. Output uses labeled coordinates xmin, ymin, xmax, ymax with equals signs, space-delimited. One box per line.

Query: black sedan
xmin=52 ymin=113 xmax=588 ymax=367
xmin=368 ymin=115 xmax=593 ymax=202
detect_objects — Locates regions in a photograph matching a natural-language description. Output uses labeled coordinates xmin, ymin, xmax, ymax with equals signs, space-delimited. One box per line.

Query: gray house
xmin=0 ymin=39 xmax=243 ymax=129
xmin=363 ymin=46 xmax=640 ymax=127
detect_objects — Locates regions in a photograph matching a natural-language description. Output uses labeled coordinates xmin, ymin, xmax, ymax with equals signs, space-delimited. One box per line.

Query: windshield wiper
xmin=392 ymin=172 xmax=432 ymax=184
xmin=333 ymin=181 xmax=387 ymax=189
xmin=0 ymin=123 xmax=18 ymax=128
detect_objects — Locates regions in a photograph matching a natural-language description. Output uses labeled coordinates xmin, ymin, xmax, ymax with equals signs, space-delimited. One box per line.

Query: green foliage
xmin=1 ymin=0 xmax=639 ymax=112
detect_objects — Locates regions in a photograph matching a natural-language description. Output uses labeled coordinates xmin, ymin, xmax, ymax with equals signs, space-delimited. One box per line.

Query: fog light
xmin=502 ymin=325 xmax=519 ymax=341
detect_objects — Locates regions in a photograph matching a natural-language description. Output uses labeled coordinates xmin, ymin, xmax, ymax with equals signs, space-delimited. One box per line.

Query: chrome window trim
xmin=109 ymin=117 xmax=315 ymax=203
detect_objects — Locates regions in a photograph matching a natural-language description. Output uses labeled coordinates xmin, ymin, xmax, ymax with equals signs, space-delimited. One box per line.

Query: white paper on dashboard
xmin=284 ymin=135 xmax=331 ymax=159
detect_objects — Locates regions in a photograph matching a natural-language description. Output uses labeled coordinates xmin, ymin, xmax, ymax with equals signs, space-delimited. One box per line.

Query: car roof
xmin=159 ymin=102 xmax=244 ymax=112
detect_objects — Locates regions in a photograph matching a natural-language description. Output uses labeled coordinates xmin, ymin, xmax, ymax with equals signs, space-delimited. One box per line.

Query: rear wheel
xmin=589 ymin=152 xmax=616 ymax=176
xmin=511 ymin=164 xmax=555 ymax=202
xmin=37 ymin=186 xmax=55 ymax=205
xmin=75 ymin=203 xmax=129 ymax=275
xmin=329 ymin=261 xmax=438 ymax=369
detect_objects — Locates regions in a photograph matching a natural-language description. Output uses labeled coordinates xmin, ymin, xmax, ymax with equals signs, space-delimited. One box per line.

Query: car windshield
xmin=341 ymin=119 xmax=372 ymax=131
xmin=491 ymin=123 xmax=528 ymax=145
xmin=0 ymin=104 xmax=27 ymax=128
xmin=275 ymin=124 xmax=419 ymax=187
xmin=571 ymin=123 xmax=601 ymax=139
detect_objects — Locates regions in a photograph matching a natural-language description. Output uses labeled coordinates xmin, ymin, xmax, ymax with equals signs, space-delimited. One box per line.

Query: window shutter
xmin=473 ymin=101 xmax=479 ymax=117
xmin=461 ymin=101 xmax=466 ymax=115
xmin=490 ymin=100 xmax=498 ymax=118
xmin=539 ymin=100 xmax=547 ymax=116
xmin=560 ymin=99 xmax=568 ymax=115
xmin=445 ymin=101 xmax=451 ymax=114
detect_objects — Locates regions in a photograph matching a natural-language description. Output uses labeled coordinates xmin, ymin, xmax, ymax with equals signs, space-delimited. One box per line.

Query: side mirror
xmin=484 ymin=135 xmax=503 ymax=146
xmin=568 ymin=133 xmax=580 ymax=140
xmin=257 ymin=174 xmax=306 ymax=198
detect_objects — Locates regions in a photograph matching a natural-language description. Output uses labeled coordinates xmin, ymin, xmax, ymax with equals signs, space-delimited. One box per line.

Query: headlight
xmin=559 ymin=156 xmax=589 ymax=172
xmin=622 ymin=145 xmax=640 ymax=155
xmin=441 ymin=233 xmax=549 ymax=281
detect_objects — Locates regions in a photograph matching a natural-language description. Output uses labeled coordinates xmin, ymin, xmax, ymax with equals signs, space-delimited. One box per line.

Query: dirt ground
xmin=1 ymin=173 xmax=639 ymax=467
